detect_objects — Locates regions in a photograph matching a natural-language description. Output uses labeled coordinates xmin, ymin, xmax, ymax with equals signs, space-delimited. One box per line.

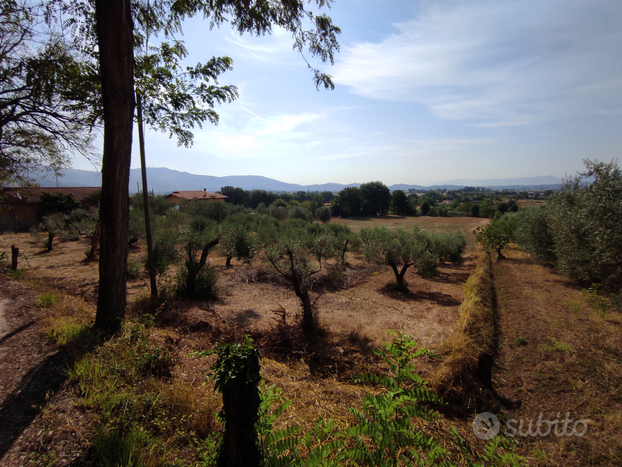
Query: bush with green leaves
xmin=175 ymin=223 xmax=221 ymax=300
xmin=39 ymin=192 xmax=81 ymax=214
xmin=219 ymin=215 xmax=256 ymax=267
xmin=31 ymin=208 xmax=98 ymax=251
xmin=130 ymin=193 xmax=173 ymax=216
xmin=546 ymin=159 xmax=622 ymax=293
xmin=513 ymin=207 xmax=557 ymax=266
xmin=264 ymin=221 xmax=324 ymax=334
xmin=289 ymin=205 xmax=313 ymax=222
xmin=474 ymin=214 xmax=516 ymax=259
xmin=315 ymin=205 xmax=332 ymax=223
xmin=187 ymin=200 xmax=232 ymax=222
xmin=360 ymin=226 xmax=438 ymax=286
xmin=428 ymin=231 xmax=467 ymax=264
xmin=268 ymin=205 xmax=289 ymax=221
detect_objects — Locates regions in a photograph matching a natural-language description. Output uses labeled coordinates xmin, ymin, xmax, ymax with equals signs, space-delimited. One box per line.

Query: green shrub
xmin=127 ymin=255 xmax=144 ymax=279
xmin=514 ymin=207 xmax=557 ymax=266
xmin=39 ymin=292 xmax=58 ymax=308
xmin=190 ymin=215 xmax=211 ymax=233
xmin=7 ymin=268 xmax=23 ymax=279
xmin=428 ymin=231 xmax=467 ymax=264
xmin=547 ymin=160 xmax=622 ymax=293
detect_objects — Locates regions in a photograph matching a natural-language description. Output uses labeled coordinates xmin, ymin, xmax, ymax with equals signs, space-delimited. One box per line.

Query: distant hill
xmin=438 ymin=176 xmax=563 ymax=188
xmin=37 ymin=168 xmax=563 ymax=193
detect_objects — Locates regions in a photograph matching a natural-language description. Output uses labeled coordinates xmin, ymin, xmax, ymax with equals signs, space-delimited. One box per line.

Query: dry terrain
xmin=1 ymin=215 xmax=621 ymax=466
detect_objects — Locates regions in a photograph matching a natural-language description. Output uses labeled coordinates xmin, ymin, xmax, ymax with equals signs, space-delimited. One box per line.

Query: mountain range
xmin=37 ymin=168 xmax=563 ymax=194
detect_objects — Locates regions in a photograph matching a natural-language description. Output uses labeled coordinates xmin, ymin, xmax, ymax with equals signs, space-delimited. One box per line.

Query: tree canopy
xmin=89 ymin=0 xmax=341 ymax=332
xmin=0 ymin=0 xmax=98 ymax=184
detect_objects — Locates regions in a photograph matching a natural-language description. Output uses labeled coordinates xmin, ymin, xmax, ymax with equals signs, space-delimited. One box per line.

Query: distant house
xmin=165 ymin=188 xmax=228 ymax=207
xmin=0 ymin=187 xmax=100 ymax=232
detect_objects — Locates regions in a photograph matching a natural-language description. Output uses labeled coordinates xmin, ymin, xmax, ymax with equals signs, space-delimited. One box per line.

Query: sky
xmin=73 ymin=0 xmax=622 ymax=186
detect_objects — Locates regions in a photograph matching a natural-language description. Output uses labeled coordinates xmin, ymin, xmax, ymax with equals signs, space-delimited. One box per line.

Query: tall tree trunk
xmin=94 ymin=0 xmax=135 ymax=334
xmin=137 ymin=94 xmax=158 ymax=299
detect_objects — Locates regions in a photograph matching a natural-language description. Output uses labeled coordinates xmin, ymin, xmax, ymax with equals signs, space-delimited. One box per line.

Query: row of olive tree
xmin=513 ymin=159 xmax=622 ymax=304
xmin=137 ymin=204 xmax=466 ymax=335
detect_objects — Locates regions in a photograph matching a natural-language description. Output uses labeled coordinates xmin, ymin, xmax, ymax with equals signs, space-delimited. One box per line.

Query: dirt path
xmin=491 ymin=246 xmax=622 ymax=465
xmin=0 ymin=299 xmax=8 ymax=338
xmin=0 ymin=277 xmax=82 ymax=466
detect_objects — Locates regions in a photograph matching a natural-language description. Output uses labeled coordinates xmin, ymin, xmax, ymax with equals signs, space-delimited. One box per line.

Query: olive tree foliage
xmin=360 ymin=227 xmax=438 ymax=287
xmin=0 ymin=0 xmax=98 ymax=184
xmin=175 ymin=218 xmax=221 ymax=300
xmin=39 ymin=192 xmax=81 ymax=214
xmin=514 ymin=206 xmax=557 ymax=266
xmin=263 ymin=220 xmax=338 ymax=334
xmin=543 ymin=159 xmax=622 ymax=293
xmin=219 ymin=213 xmax=257 ymax=267
xmin=32 ymin=207 xmax=98 ymax=251
xmin=473 ymin=214 xmax=516 ymax=259
xmin=427 ymin=231 xmax=467 ymax=264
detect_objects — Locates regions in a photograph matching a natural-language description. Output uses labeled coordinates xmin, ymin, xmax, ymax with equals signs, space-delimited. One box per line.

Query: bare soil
xmin=491 ymin=245 xmax=622 ymax=465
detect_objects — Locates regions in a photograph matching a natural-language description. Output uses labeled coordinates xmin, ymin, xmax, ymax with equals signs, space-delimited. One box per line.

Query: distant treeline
xmin=218 ymin=182 xmax=522 ymax=219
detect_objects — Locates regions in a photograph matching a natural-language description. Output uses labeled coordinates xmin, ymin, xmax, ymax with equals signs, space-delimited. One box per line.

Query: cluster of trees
xmin=218 ymin=182 xmax=520 ymax=221
xmin=30 ymin=191 xmax=100 ymax=251
xmin=1 ymin=0 xmax=342 ymax=332
xmin=512 ymin=160 xmax=622 ymax=306
xmin=472 ymin=159 xmax=621 ymax=309
xmin=120 ymin=197 xmax=467 ymax=335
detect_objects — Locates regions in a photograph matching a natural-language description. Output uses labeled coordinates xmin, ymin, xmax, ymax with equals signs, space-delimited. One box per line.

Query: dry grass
xmin=331 ymin=215 xmax=488 ymax=254
xmin=516 ymin=199 xmax=547 ymax=208
xmin=433 ymin=249 xmax=497 ymax=412
xmin=3 ymin=219 xmax=620 ymax=465
xmin=491 ymin=245 xmax=622 ymax=465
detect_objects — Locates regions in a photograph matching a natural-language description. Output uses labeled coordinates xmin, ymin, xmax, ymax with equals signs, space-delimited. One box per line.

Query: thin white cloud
xmin=333 ymin=0 xmax=622 ymax=126
xmin=195 ymin=111 xmax=322 ymax=158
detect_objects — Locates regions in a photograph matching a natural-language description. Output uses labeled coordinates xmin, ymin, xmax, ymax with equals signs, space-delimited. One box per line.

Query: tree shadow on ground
xmin=378 ymin=285 xmax=461 ymax=307
xmin=0 ymin=351 xmax=68 ymax=461
xmin=427 ymin=270 xmax=470 ymax=285
xmin=232 ymin=309 xmax=262 ymax=325
xmin=0 ymin=322 xmax=104 ymax=463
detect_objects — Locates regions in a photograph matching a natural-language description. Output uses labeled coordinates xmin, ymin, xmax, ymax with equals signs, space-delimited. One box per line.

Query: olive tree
xmin=473 ymin=214 xmax=516 ymax=259
xmin=263 ymin=221 xmax=327 ymax=334
xmin=360 ymin=227 xmax=438 ymax=287
xmin=547 ymin=159 xmax=622 ymax=292
xmin=175 ymin=219 xmax=221 ymax=300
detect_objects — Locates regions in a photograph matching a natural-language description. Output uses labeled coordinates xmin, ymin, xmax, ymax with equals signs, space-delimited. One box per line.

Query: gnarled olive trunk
xmin=389 ymin=261 xmax=412 ymax=286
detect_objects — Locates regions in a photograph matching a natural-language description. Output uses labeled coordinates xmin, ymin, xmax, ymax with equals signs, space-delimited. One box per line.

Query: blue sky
xmin=74 ymin=0 xmax=622 ymax=186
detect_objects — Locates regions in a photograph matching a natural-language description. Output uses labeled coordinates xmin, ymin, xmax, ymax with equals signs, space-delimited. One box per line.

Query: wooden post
xmin=11 ymin=245 xmax=18 ymax=270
